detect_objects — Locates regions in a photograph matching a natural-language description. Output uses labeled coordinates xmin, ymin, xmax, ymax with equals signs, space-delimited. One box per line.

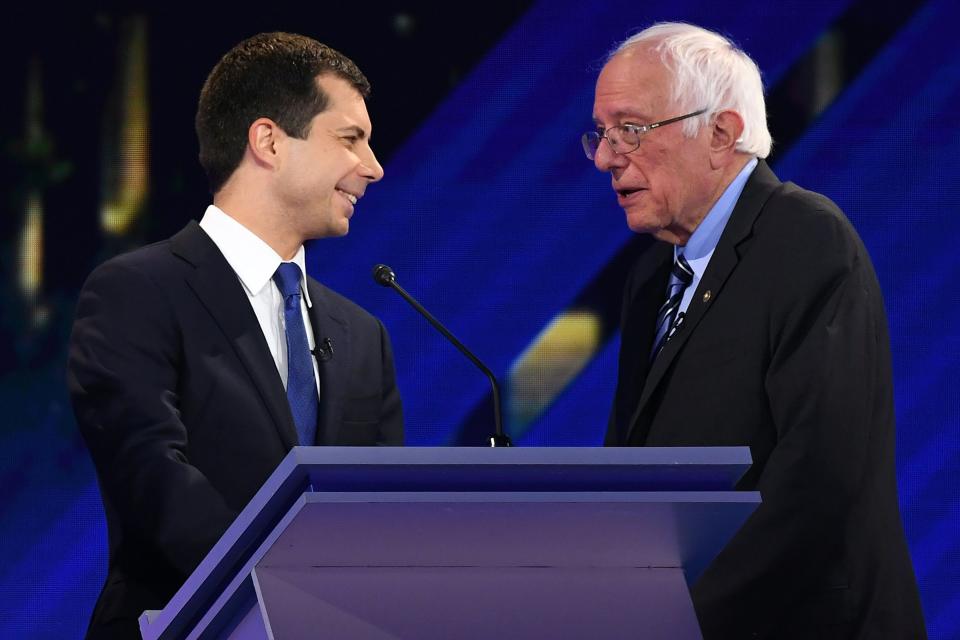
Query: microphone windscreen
xmin=372 ymin=264 xmax=396 ymax=287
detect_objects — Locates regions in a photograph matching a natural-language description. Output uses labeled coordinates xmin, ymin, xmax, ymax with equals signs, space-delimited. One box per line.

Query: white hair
xmin=611 ymin=22 xmax=772 ymax=158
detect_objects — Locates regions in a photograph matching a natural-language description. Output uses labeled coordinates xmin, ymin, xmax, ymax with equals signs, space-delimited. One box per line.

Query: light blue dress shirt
xmin=676 ymin=157 xmax=758 ymax=315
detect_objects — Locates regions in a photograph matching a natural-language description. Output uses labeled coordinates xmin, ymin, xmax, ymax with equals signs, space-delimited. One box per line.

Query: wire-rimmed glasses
xmin=581 ymin=109 xmax=707 ymax=160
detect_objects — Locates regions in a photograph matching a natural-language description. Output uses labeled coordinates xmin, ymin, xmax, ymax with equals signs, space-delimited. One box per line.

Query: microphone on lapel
xmin=312 ymin=338 xmax=334 ymax=362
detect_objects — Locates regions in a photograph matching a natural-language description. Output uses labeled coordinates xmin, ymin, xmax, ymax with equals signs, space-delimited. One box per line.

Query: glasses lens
xmin=581 ymin=132 xmax=600 ymax=160
xmin=614 ymin=125 xmax=640 ymax=153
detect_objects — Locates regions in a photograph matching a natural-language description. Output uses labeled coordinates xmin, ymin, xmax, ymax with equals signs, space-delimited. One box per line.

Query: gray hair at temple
xmin=611 ymin=22 xmax=773 ymax=158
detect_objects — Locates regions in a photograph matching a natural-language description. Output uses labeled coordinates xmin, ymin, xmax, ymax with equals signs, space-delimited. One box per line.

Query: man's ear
xmin=708 ymin=109 xmax=745 ymax=168
xmin=247 ymin=117 xmax=283 ymax=169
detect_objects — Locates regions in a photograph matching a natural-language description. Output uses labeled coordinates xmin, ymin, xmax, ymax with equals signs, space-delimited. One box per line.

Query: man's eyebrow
xmin=594 ymin=109 xmax=652 ymax=124
xmin=337 ymin=125 xmax=368 ymax=139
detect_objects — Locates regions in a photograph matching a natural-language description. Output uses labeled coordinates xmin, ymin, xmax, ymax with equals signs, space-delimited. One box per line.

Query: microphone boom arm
xmin=373 ymin=264 xmax=511 ymax=447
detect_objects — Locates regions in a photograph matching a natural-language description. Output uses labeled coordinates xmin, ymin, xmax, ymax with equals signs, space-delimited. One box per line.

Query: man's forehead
xmin=314 ymin=75 xmax=373 ymax=132
xmin=600 ymin=48 xmax=671 ymax=89
xmin=594 ymin=50 xmax=672 ymax=121
xmin=312 ymin=105 xmax=373 ymax=135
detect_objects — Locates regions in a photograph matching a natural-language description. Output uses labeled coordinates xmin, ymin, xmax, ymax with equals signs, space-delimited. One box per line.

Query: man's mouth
xmin=616 ymin=187 xmax=645 ymax=203
xmin=336 ymin=188 xmax=358 ymax=205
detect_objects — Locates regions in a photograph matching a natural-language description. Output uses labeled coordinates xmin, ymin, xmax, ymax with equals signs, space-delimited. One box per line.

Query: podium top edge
xmin=287 ymin=446 xmax=752 ymax=466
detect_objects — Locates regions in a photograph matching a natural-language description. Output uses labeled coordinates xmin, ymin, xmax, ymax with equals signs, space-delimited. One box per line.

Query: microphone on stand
xmin=372 ymin=264 xmax=512 ymax=447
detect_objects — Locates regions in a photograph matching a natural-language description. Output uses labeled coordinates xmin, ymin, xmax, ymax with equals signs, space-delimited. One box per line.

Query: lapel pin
xmin=703 ymin=290 xmax=712 ymax=303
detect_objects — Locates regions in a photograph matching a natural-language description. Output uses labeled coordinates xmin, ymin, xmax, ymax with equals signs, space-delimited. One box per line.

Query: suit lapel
xmin=625 ymin=161 xmax=783 ymax=444
xmin=306 ymin=279 xmax=351 ymax=445
xmin=170 ymin=222 xmax=299 ymax=450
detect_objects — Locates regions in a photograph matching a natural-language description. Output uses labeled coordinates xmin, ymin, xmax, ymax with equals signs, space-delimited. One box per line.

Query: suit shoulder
xmin=751 ymin=182 xmax=883 ymax=306
xmin=82 ymin=238 xmax=185 ymax=289
xmin=307 ymin=277 xmax=383 ymax=328
xmin=759 ymin=182 xmax=865 ymax=264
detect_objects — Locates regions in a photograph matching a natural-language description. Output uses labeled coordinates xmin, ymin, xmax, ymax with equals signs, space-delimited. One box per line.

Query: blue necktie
xmin=650 ymin=253 xmax=694 ymax=362
xmin=272 ymin=263 xmax=318 ymax=446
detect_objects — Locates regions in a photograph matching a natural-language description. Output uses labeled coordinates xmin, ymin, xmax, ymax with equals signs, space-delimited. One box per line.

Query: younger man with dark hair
xmin=68 ymin=32 xmax=403 ymax=639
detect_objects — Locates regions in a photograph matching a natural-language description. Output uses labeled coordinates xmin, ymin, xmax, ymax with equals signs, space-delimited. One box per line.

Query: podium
xmin=139 ymin=447 xmax=759 ymax=639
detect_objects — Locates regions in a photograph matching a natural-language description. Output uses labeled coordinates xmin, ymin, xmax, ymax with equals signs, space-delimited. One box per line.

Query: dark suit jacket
xmin=68 ymin=221 xmax=403 ymax=638
xmin=606 ymin=161 xmax=925 ymax=639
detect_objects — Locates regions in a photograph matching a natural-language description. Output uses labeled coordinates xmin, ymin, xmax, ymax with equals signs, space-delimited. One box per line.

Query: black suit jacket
xmin=68 ymin=221 xmax=403 ymax=638
xmin=606 ymin=162 xmax=925 ymax=639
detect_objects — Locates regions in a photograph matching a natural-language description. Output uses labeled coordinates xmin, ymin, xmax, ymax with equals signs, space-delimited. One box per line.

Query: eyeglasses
xmin=581 ymin=109 xmax=707 ymax=160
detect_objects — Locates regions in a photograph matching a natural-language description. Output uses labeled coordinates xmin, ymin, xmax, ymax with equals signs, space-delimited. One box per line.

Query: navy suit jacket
xmin=68 ymin=221 xmax=403 ymax=638
xmin=606 ymin=161 xmax=925 ymax=639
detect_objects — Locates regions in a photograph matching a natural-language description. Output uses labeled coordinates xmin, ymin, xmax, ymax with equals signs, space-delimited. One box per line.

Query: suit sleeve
xmin=376 ymin=317 xmax=404 ymax=445
xmin=690 ymin=217 xmax=883 ymax=636
xmin=68 ymin=259 xmax=237 ymax=576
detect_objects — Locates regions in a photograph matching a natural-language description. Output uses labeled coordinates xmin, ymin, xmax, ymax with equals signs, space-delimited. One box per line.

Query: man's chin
xmin=305 ymin=220 xmax=349 ymax=241
xmin=327 ymin=221 xmax=350 ymax=238
xmin=624 ymin=210 xmax=659 ymax=236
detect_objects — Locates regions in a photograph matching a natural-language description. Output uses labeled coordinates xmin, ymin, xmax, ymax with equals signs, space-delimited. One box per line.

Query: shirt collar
xmin=677 ymin=157 xmax=758 ymax=268
xmin=198 ymin=205 xmax=313 ymax=307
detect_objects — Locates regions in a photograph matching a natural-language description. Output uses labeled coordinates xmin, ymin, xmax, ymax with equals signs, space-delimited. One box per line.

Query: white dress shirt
xmin=199 ymin=205 xmax=320 ymax=394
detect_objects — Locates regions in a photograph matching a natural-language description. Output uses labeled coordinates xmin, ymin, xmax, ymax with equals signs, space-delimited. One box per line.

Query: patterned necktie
xmin=272 ymin=263 xmax=318 ymax=446
xmin=650 ymin=253 xmax=694 ymax=362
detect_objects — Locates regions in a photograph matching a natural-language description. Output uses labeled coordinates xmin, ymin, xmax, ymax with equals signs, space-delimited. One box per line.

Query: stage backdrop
xmin=0 ymin=1 xmax=956 ymax=637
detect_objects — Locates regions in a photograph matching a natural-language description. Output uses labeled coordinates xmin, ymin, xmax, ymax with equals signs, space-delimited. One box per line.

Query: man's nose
xmin=593 ymin=138 xmax=625 ymax=173
xmin=361 ymin=146 xmax=385 ymax=182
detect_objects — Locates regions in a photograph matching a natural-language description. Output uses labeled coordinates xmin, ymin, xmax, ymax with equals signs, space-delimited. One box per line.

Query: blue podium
xmin=139 ymin=447 xmax=759 ymax=639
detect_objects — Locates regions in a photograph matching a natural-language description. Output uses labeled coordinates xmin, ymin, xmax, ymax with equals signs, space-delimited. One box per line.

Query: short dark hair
xmin=195 ymin=32 xmax=370 ymax=194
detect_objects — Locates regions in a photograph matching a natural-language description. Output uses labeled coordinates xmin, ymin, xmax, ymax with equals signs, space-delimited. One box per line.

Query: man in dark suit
xmin=586 ymin=23 xmax=925 ymax=638
xmin=68 ymin=32 xmax=402 ymax=638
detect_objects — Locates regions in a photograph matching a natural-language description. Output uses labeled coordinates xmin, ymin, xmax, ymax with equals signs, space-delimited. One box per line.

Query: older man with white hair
xmin=587 ymin=22 xmax=926 ymax=639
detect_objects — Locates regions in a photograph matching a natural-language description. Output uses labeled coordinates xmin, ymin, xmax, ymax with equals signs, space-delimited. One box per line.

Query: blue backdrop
xmin=0 ymin=1 xmax=957 ymax=637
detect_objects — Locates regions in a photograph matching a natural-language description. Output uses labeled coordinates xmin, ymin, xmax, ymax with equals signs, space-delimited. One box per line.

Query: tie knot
xmin=672 ymin=253 xmax=694 ymax=286
xmin=272 ymin=262 xmax=303 ymax=299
